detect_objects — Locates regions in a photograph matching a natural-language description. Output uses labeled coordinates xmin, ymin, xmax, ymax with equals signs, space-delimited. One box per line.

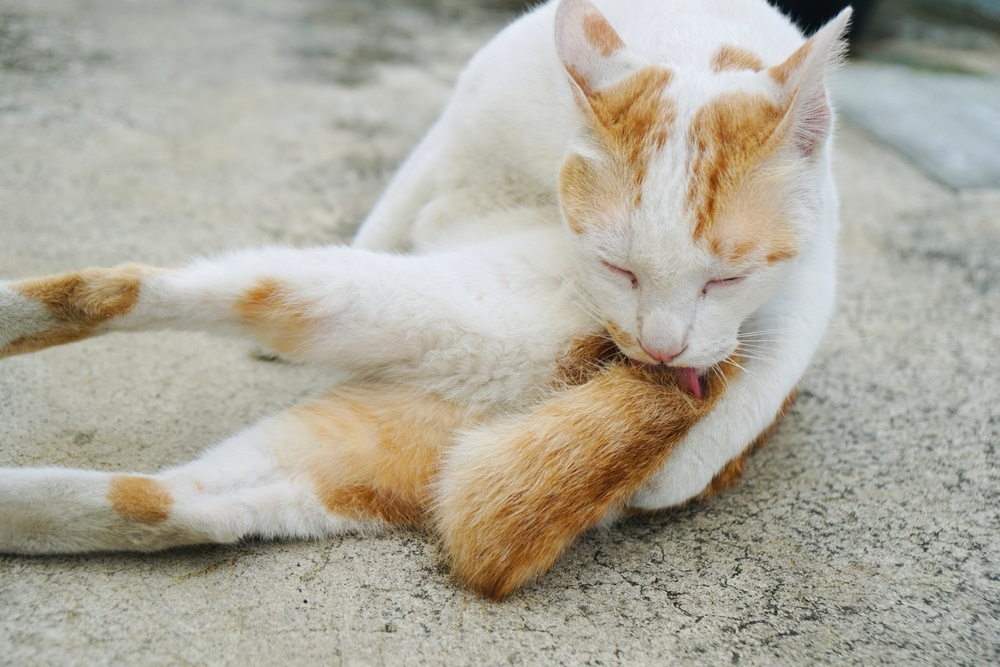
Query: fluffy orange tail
xmin=434 ymin=362 xmax=737 ymax=600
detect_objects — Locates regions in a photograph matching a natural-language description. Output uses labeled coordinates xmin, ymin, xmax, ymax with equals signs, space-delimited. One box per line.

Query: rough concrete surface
xmin=0 ymin=1 xmax=997 ymax=665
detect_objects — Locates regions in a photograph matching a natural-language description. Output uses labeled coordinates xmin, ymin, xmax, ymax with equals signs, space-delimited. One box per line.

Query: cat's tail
xmin=434 ymin=362 xmax=736 ymax=600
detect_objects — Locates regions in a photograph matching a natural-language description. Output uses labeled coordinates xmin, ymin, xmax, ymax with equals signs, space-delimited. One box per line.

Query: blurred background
xmin=780 ymin=0 xmax=1000 ymax=189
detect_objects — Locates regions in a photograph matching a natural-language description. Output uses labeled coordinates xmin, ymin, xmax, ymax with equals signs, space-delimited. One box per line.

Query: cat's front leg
xmin=629 ymin=237 xmax=838 ymax=510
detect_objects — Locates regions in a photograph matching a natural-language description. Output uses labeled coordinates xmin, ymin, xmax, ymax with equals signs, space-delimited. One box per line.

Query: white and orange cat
xmin=0 ymin=0 xmax=849 ymax=599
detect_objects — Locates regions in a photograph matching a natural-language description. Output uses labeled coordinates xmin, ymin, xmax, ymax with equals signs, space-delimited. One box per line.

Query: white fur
xmin=112 ymin=229 xmax=595 ymax=410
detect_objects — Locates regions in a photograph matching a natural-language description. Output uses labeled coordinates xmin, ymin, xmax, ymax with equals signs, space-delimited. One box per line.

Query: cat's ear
xmin=555 ymin=0 xmax=644 ymax=106
xmin=769 ymin=8 xmax=852 ymax=157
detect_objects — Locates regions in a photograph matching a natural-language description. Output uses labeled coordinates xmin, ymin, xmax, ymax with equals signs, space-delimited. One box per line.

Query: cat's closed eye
xmin=702 ymin=276 xmax=745 ymax=295
xmin=602 ymin=260 xmax=638 ymax=288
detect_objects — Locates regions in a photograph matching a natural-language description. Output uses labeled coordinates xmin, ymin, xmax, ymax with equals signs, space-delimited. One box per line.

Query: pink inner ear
xmin=767 ymin=8 xmax=851 ymax=158
xmin=795 ymin=90 xmax=831 ymax=157
xmin=555 ymin=0 xmax=633 ymax=99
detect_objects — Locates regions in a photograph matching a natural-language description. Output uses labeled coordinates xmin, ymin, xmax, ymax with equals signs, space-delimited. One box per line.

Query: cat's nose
xmin=641 ymin=343 xmax=687 ymax=364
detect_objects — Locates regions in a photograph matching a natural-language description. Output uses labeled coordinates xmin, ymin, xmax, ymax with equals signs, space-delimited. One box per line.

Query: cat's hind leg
xmin=0 ymin=264 xmax=153 ymax=358
xmin=0 ymin=386 xmax=469 ymax=554
xmin=0 ymin=237 xmax=578 ymax=390
xmin=0 ymin=248 xmax=373 ymax=361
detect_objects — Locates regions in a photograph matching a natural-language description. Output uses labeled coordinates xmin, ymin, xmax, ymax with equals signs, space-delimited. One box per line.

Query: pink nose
xmin=641 ymin=343 xmax=686 ymax=364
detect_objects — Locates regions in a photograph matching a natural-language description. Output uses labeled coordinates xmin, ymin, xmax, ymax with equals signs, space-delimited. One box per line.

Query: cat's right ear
xmin=554 ymin=0 xmax=644 ymax=107
xmin=768 ymin=8 xmax=853 ymax=156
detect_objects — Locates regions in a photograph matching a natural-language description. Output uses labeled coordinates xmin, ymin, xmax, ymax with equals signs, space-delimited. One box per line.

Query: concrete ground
xmin=1 ymin=0 xmax=997 ymax=664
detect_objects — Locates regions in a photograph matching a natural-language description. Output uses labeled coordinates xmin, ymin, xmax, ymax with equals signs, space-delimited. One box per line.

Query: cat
xmin=0 ymin=0 xmax=850 ymax=599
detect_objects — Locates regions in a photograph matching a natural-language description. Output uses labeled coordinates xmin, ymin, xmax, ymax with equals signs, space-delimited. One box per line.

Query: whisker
xmin=560 ymin=278 xmax=604 ymax=326
xmin=722 ymin=357 xmax=765 ymax=390
xmin=710 ymin=364 xmax=732 ymax=393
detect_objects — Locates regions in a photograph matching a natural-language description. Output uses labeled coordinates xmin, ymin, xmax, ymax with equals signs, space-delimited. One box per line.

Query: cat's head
xmin=555 ymin=0 xmax=850 ymax=375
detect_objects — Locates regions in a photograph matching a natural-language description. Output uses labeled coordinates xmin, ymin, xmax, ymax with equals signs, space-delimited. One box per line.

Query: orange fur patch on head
xmin=709 ymin=169 xmax=799 ymax=265
xmin=437 ymin=359 xmax=741 ymax=600
xmin=588 ymin=67 xmax=675 ymax=191
xmin=5 ymin=265 xmax=152 ymax=356
xmin=560 ymin=66 xmax=676 ymax=230
xmin=235 ymin=279 xmax=316 ymax=358
xmin=272 ymin=387 xmax=476 ymax=528
xmin=686 ymin=92 xmax=799 ymax=264
xmin=769 ymin=40 xmax=812 ymax=86
xmin=711 ymin=45 xmax=765 ymax=73
xmin=559 ymin=154 xmax=619 ymax=234
xmin=582 ymin=11 xmax=624 ymax=56
xmin=108 ymin=475 xmax=173 ymax=525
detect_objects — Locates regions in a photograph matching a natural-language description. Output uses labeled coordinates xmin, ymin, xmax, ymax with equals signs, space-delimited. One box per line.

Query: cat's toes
xmin=0 ymin=282 xmax=60 ymax=358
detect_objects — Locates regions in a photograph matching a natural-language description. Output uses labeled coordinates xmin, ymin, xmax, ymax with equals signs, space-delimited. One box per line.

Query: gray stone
xmin=835 ymin=62 xmax=1000 ymax=189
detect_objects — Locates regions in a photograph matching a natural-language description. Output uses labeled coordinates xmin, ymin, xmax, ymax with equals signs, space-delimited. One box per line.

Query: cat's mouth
xmin=630 ymin=359 xmax=703 ymax=398
xmin=672 ymin=367 xmax=703 ymax=399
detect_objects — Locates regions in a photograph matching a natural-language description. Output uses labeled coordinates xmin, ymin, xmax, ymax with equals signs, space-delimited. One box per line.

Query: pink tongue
xmin=677 ymin=367 xmax=703 ymax=399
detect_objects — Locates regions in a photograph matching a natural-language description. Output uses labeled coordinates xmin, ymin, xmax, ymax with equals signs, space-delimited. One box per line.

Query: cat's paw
xmin=0 ymin=281 xmax=60 ymax=359
xmin=0 ymin=265 xmax=150 ymax=359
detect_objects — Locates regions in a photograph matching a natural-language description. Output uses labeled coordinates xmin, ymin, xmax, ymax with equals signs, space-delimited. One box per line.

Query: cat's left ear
xmin=770 ymin=8 xmax=853 ymax=156
xmin=554 ymin=0 xmax=646 ymax=107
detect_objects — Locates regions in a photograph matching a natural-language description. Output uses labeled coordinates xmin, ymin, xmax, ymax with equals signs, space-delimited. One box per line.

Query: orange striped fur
xmin=711 ymin=45 xmax=765 ymax=73
xmin=257 ymin=332 xmax=759 ymax=599
xmin=270 ymin=387 xmax=478 ymax=528
xmin=560 ymin=65 xmax=676 ymax=227
xmin=686 ymin=92 xmax=799 ymax=264
xmin=553 ymin=332 xmax=622 ymax=387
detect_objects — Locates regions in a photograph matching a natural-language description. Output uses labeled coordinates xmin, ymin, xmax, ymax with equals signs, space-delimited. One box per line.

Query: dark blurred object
xmin=853 ymin=0 xmax=1000 ymax=75
xmin=902 ymin=0 xmax=1000 ymax=28
xmin=768 ymin=0 xmax=877 ymax=39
